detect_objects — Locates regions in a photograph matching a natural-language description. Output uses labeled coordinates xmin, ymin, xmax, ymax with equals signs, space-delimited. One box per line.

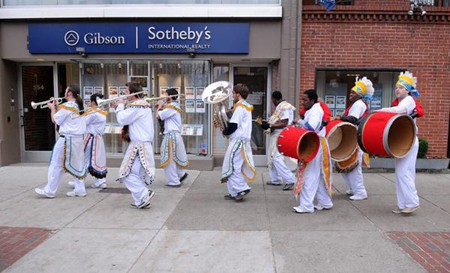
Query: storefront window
xmin=151 ymin=60 xmax=210 ymax=156
xmin=81 ymin=61 xmax=129 ymax=154
xmin=212 ymin=65 xmax=230 ymax=154
xmin=79 ymin=60 xmax=210 ymax=156
xmin=315 ymin=69 xmax=402 ymax=116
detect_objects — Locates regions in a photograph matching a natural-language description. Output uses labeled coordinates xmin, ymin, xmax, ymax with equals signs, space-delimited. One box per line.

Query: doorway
xmin=232 ymin=65 xmax=270 ymax=166
xmin=20 ymin=65 xmax=57 ymax=162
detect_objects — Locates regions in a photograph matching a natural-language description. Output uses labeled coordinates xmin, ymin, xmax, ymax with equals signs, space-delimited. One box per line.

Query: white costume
xmin=295 ymin=103 xmax=333 ymax=213
xmin=340 ymin=99 xmax=368 ymax=199
xmin=267 ymin=101 xmax=296 ymax=186
xmin=381 ymin=95 xmax=420 ymax=209
xmin=116 ymin=99 xmax=156 ymax=207
xmin=83 ymin=108 xmax=108 ymax=187
xmin=42 ymin=102 xmax=87 ymax=196
xmin=222 ymin=100 xmax=256 ymax=198
xmin=159 ymin=102 xmax=189 ymax=186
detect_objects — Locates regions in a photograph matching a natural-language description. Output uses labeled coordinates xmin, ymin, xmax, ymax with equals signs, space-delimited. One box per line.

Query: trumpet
xmin=31 ymin=98 xmax=64 ymax=109
xmin=96 ymin=91 xmax=148 ymax=107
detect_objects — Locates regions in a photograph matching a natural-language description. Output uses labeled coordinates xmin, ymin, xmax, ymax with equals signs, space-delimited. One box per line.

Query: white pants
xmin=298 ymin=141 xmax=333 ymax=212
xmin=45 ymin=137 xmax=85 ymax=195
xmin=341 ymin=149 xmax=367 ymax=196
xmin=123 ymin=158 xmax=150 ymax=206
xmin=164 ymin=160 xmax=186 ymax=186
xmin=226 ymin=149 xmax=251 ymax=198
xmin=394 ymin=137 xmax=419 ymax=209
xmin=269 ymin=153 xmax=296 ymax=185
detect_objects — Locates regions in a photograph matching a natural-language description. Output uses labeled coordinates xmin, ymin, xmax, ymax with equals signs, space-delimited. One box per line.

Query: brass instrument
xmin=145 ymin=94 xmax=185 ymax=104
xmin=202 ymin=81 xmax=233 ymax=133
xmin=96 ymin=91 xmax=148 ymax=107
xmin=31 ymin=98 xmax=64 ymax=109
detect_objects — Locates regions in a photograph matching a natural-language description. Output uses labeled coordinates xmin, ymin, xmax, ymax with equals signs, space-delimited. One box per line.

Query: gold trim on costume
xmin=57 ymin=104 xmax=80 ymax=115
xmin=163 ymin=104 xmax=183 ymax=114
xmin=83 ymin=108 xmax=108 ymax=116
xmin=233 ymin=102 xmax=254 ymax=112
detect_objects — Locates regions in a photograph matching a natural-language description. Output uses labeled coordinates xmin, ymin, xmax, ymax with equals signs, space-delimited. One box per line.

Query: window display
xmin=151 ymin=60 xmax=210 ymax=156
xmin=80 ymin=60 xmax=211 ymax=156
xmin=316 ymin=70 xmax=400 ymax=115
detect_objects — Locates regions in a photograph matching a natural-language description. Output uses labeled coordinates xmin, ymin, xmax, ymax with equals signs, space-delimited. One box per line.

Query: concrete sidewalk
xmin=0 ymin=163 xmax=449 ymax=273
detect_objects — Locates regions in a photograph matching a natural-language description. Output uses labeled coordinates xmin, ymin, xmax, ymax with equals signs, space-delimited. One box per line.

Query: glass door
xmin=20 ymin=64 xmax=57 ymax=162
xmin=232 ymin=65 xmax=270 ymax=166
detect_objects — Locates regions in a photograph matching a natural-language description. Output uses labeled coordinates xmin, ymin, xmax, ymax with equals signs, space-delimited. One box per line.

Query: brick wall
xmin=301 ymin=4 xmax=450 ymax=157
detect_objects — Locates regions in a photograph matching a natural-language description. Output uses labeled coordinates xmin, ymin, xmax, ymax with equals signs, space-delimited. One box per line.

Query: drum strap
xmin=320 ymin=137 xmax=333 ymax=196
xmin=362 ymin=152 xmax=370 ymax=168
xmin=293 ymin=160 xmax=307 ymax=200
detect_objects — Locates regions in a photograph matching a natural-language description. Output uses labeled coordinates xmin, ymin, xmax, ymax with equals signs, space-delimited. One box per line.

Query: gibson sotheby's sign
xmin=28 ymin=22 xmax=249 ymax=54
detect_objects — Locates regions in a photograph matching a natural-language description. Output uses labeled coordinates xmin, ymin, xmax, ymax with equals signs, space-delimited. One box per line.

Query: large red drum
xmin=325 ymin=120 xmax=358 ymax=162
xmin=358 ymin=112 xmax=416 ymax=158
xmin=277 ymin=126 xmax=320 ymax=163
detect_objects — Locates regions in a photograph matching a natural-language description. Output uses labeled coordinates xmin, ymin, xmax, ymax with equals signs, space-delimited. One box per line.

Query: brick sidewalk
xmin=0 ymin=227 xmax=53 ymax=272
xmin=388 ymin=231 xmax=450 ymax=273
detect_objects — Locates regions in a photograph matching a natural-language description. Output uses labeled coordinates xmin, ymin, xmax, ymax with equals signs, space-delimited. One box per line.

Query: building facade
xmin=301 ymin=0 xmax=450 ymax=159
xmin=0 ymin=0 xmax=304 ymax=169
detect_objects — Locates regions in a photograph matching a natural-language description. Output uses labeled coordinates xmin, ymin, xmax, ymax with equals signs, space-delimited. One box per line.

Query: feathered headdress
xmin=396 ymin=71 xmax=420 ymax=97
xmin=351 ymin=76 xmax=375 ymax=101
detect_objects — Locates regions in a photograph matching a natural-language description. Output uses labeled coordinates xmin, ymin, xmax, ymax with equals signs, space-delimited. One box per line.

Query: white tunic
xmin=347 ymin=99 xmax=367 ymax=119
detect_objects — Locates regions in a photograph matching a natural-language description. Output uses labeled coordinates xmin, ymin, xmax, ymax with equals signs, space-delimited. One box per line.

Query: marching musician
xmin=259 ymin=91 xmax=296 ymax=191
xmin=114 ymin=82 xmax=155 ymax=209
xmin=332 ymin=77 xmax=374 ymax=201
xmin=155 ymin=88 xmax=189 ymax=187
xmin=70 ymin=93 xmax=108 ymax=190
xmin=35 ymin=86 xmax=87 ymax=198
xmin=293 ymin=89 xmax=333 ymax=213
xmin=219 ymin=83 xmax=256 ymax=202
xmin=377 ymin=71 xmax=420 ymax=214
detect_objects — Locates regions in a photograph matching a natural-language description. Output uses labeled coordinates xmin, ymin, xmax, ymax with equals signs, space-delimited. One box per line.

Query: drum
xmin=325 ymin=120 xmax=357 ymax=162
xmin=277 ymin=126 xmax=320 ymax=163
xmin=358 ymin=112 xmax=416 ymax=158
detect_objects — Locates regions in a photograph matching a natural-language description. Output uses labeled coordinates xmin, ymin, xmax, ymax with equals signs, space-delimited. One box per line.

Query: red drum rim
xmin=296 ymin=130 xmax=320 ymax=162
xmin=383 ymin=114 xmax=416 ymax=158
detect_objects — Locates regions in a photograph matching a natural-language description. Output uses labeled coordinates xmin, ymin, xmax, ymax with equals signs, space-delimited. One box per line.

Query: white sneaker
xmin=346 ymin=190 xmax=353 ymax=196
xmin=66 ymin=191 xmax=87 ymax=197
xmin=350 ymin=194 xmax=368 ymax=201
xmin=401 ymin=206 xmax=419 ymax=214
xmin=92 ymin=183 xmax=107 ymax=189
xmin=68 ymin=181 xmax=75 ymax=188
xmin=314 ymin=204 xmax=333 ymax=211
xmin=408 ymin=10 xmax=413 ymax=15
xmin=421 ymin=10 xmax=426 ymax=16
xmin=293 ymin=206 xmax=313 ymax=214
xmin=138 ymin=190 xmax=155 ymax=209
xmin=35 ymin=188 xmax=55 ymax=199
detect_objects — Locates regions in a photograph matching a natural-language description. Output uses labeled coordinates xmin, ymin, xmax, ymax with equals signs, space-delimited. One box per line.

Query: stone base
xmin=364 ymin=158 xmax=450 ymax=173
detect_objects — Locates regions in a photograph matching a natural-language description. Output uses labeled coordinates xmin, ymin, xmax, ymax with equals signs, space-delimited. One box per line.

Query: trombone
xmin=144 ymin=94 xmax=185 ymax=103
xmin=96 ymin=91 xmax=148 ymax=107
xmin=31 ymin=98 xmax=64 ymax=109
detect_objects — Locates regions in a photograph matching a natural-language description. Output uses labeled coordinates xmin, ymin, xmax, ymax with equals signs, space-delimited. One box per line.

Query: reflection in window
xmin=212 ymin=65 xmax=230 ymax=154
xmin=315 ymin=70 xmax=403 ymax=116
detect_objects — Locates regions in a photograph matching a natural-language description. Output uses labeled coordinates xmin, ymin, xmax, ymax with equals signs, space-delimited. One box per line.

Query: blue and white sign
xmin=28 ymin=22 xmax=249 ymax=54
